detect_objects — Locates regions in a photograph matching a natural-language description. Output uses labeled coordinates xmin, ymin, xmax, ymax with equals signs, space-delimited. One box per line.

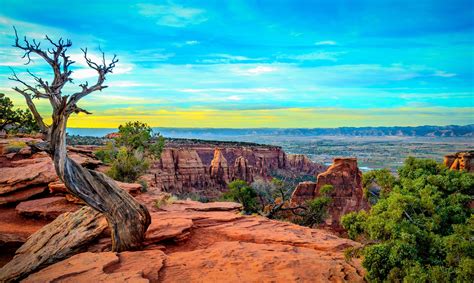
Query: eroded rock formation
xmin=444 ymin=151 xmax=474 ymax=173
xmin=145 ymin=143 xmax=325 ymax=197
xmin=291 ymin=158 xmax=370 ymax=230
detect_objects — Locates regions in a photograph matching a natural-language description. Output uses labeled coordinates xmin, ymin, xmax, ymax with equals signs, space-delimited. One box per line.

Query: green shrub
xmin=341 ymin=157 xmax=474 ymax=282
xmin=223 ymin=179 xmax=258 ymax=213
xmin=95 ymin=121 xmax=164 ymax=182
xmin=107 ymin=147 xmax=149 ymax=182
xmin=297 ymin=185 xmax=333 ymax=227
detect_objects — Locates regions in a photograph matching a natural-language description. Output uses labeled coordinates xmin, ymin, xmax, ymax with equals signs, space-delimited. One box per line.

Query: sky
xmin=0 ymin=0 xmax=473 ymax=128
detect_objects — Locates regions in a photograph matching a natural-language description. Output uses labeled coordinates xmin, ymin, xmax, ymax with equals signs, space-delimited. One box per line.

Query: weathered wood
xmin=0 ymin=207 xmax=107 ymax=282
xmin=9 ymin=28 xmax=151 ymax=252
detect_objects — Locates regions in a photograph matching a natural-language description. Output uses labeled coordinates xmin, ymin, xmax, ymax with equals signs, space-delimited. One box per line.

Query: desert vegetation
xmin=0 ymin=93 xmax=39 ymax=133
xmin=224 ymin=178 xmax=335 ymax=228
xmin=95 ymin=121 xmax=164 ymax=182
xmin=342 ymin=157 xmax=474 ymax=282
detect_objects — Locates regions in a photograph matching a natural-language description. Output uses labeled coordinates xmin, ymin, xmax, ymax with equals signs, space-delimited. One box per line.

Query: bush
xmin=297 ymin=184 xmax=333 ymax=227
xmin=223 ymin=179 xmax=258 ymax=213
xmin=341 ymin=157 xmax=474 ymax=282
xmin=94 ymin=121 xmax=164 ymax=182
xmin=107 ymin=147 xmax=149 ymax=183
xmin=0 ymin=93 xmax=39 ymax=133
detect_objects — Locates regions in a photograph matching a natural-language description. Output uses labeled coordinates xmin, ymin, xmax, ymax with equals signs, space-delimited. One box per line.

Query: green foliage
xmin=224 ymin=179 xmax=258 ymax=213
xmin=115 ymin=121 xmax=164 ymax=158
xmin=341 ymin=157 xmax=474 ymax=282
xmin=298 ymin=185 xmax=333 ymax=227
xmin=107 ymin=147 xmax=149 ymax=182
xmin=94 ymin=121 xmax=164 ymax=182
xmin=0 ymin=93 xmax=39 ymax=133
xmin=94 ymin=141 xmax=117 ymax=163
xmin=362 ymin=168 xmax=396 ymax=202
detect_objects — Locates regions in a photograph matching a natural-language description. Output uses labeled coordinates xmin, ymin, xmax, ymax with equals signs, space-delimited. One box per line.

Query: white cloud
xmin=227 ymin=95 xmax=242 ymax=101
xmin=237 ymin=66 xmax=278 ymax=76
xmin=198 ymin=54 xmax=266 ymax=64
xmin=185 ymin=40 xmax=200 ymax=45
xmin=279 ymin=51 xmax=344 ymax=61
xmin=137 ymin=3 xmax=207 ymax=27
xmin=178 ymin=87 xmax=285 ymax=94
xmin=315 ymin=40 xmax=337 ymax=46
xmin=433 ymin=70 xmax=456 ymax=78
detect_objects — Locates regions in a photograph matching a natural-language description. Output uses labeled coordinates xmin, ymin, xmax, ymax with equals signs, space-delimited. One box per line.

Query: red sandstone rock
xmin=444 ymin=151 xmax=474 ymax=173
xmin=287 ymin=154 xmax=325 ymax=175
xmin=0 ymin=160 xmax=57 ymax=196
xmin=161 ymin=241 xmax=364 ymax=282
xmin=291 ymin=158 xmax=370 ymax=230
xmin=146 ymin=144 xmax=325 ymax=198
xmin=24 ymin=202 xmax=365 ymax=282
xmin=16 ymin=197 xmax=81 ymax=219
xmin=23 ymin=250 xmax=167 ymax=283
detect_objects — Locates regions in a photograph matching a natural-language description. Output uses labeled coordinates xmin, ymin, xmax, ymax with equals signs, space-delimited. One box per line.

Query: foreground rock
xmin=23 ymin=199 xmax=365 ymax=282
xmin=25 ymin=241 xmax=363 ymax=283
xmin=444 ymin=151 xmax=474 ymax=173
xmin=15 ymin=197 xmax=81 ymax=219
xmin=0 ymin=207 xmax=107 ymax=282
xmin=0 ymin=138 xmax=106 ymax=205
xmin=291 ymin=158 xmax=370 ymax=231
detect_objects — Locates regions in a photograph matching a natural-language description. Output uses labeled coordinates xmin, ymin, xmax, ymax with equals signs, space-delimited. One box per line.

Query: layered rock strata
xmin=291 ymin=158 xmax=370 ymax=230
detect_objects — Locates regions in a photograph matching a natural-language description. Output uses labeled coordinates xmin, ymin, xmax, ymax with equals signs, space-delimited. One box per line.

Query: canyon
xmin=0 ymin=136 xmax=364 ymax=282
xmin=136 ymin=140 xmax=325 ymax=198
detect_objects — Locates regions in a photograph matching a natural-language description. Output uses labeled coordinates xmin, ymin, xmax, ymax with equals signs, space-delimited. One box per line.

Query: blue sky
xmin=0 ymin=0 xmax=473 ymax=127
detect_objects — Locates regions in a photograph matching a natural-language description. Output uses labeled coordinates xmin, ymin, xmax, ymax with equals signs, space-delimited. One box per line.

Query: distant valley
xmin=68 ymin=125 xmax=474 ymax=172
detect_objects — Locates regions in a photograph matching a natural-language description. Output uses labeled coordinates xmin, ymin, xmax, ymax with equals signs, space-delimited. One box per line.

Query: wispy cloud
xmin=315 ymin=40 xmax=337 ymax=46
xmin=234 ymin=65 xmax=278 ymax=76
xmin=198 ymin=54 xmax=266 ymax=64
xmin=432 ymin=70 xmax=456 ymax=77
xmin=137 ymin=3 xmax=207 ymax=27
xmin=185 ymin=40 xmax=200 ymax=45
xmin=278 ymin=51 xmax=345 ymax=61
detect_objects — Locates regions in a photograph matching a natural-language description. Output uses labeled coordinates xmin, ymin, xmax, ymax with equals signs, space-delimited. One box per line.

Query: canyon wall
xmin=143 ymin=143 xmax=325 ymax=198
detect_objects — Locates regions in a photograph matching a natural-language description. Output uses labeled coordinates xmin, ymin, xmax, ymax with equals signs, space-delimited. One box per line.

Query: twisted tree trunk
xmin=9 ymin=28 xmax=151 ymax=252
xmin=50 ymin=114 xmax=150 ymax=251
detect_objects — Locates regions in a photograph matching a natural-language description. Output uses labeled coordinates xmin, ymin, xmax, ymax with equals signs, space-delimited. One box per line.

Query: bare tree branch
xmin=67 ymin=48 xmax=118 ymax=109
xmin=9 ymin=86 xmax=48 ymax=133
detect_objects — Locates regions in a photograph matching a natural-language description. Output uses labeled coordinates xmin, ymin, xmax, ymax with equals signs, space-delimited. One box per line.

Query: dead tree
xmin=9 ymin=27 xmax=151 ymax=252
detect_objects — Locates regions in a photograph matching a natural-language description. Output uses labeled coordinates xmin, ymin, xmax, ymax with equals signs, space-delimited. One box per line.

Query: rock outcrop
xmin=287 ymin=154 xmax=325 ymax=175
xmin=0 ymin=138 xmax=106 ymax=205
xmin=0 ymin=207 xmax=108 ymax=282
xmin=22 ymin=198 xmax=365 ymax=282
xmin=291 ymin=158 xmax=370 ymax=230
xmin=444 ymin=151 xmax=474 ymax=173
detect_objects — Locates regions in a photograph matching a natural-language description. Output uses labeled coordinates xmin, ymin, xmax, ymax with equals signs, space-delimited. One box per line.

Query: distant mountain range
xmin=68 ymin=124 xmax=474 ymax=138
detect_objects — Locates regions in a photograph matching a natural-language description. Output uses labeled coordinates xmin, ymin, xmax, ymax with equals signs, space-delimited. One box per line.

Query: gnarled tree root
xmin=0 ymin=207 xmax=107 ymax=282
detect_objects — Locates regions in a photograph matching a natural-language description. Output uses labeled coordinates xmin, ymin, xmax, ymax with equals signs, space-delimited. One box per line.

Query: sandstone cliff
xmin=291 ymin=158 xmax=370 ymax=230
xmin=444 ymin=151 xmax=474 ymax=173
xmin=144 ymin=142 xmax=325 ymax=197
